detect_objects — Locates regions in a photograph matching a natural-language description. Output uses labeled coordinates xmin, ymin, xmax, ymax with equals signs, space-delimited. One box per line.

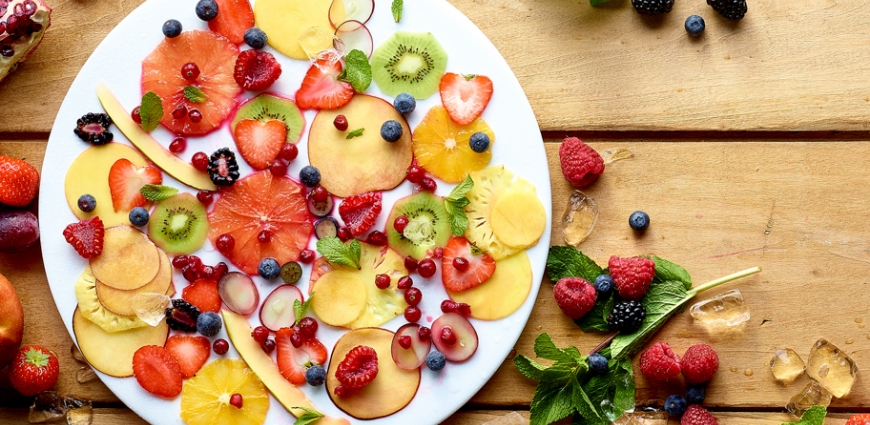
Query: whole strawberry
xmin=0 ymin=155 xmax=39 ymax=207
xmin=846 ymin=414 xmax=870 ymax=425
xmin=559 ymin=137 xmax=604 ymax=188
xmin=553 ymin=277 xmax=597 ymax=319
xmin=681 ymin=404 xmax=719 ymax=425
xmin=9 ymin=345 xmax=59 ymax=396
xmin=682 ymin=344 xmax=719 ymax=384
xmin=640 ymin=342 xmax=681 ymax=381
xmin=608 ymin=256 xmax=655 ymax=301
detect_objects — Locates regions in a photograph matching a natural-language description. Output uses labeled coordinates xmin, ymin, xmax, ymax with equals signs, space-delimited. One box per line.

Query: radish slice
xmin=391 ymin=323 xmax=431 ymax=370
xmin=259 ymin=285 xmax=304 ymax=331
xmin=329 ymin=0 xmax=374 ymax=30
xmin=333 ymin=21 xmax=373 ymax=59
xmin=218 ymin=272 xmax=260 ymax=316
xmin=431 ymin=313 xmax=478 ymax=362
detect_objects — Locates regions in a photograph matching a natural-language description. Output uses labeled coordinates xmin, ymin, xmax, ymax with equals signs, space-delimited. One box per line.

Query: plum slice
xmin=390 ymin=323 xmax=431 ymax=370
xmin=431 ymin=313 xmax=478 ymax=362
xmin=218 ymin=272 xmax=260 ymax=316
xmin=259 ymin=284 xmax=304 ymax=331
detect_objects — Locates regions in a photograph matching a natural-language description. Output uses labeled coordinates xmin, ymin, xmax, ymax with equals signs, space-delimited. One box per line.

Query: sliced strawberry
xmin=108 ymin=158 xmax=162 ymax=213
xmin=276 ymin=328 xmax=328 ymax=385
xmin=439 ymin=73 xmax=493 ymax=126
xmin=63 ymin=216 xmax=104 ymax=259
xmin=181 ymin=279 xmax=222 ymax=313
xmin=164 ymin=335 xmax=211 ymax=379
xmin=207 ymin=0 xmax=254 ymax=45
xmin=234 ymin=49 xmax=282 ymax=91
xmin=132 ymin=345 xmax=184 ymax=398
xmin=338 ymin=191 xmax=382 ymax=237
xmin=234 ymin=119 xmax=287 ymax=170
xmin=295 ymin=58 xmax=354 ymax=110
xmin=441 ymin=236 xmax=496 ymax=292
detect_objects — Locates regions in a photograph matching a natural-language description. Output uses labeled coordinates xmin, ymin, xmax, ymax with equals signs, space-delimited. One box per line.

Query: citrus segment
xmin=180 ymin=359 xmax=269 ymax=425
xmin=489 ymin=189 xmax=546 ymax=249
xmin=254 ymin=0 xmax=340 ymax=60
xmin=412 ymin=106 xmax=494 ymax=183
xmin=447 ymin=251 xmax=532 ymax=320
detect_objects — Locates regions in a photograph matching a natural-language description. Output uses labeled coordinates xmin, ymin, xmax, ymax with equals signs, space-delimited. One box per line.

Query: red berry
xmin=298 ymin=317 xmax=319 ymax=338
xmin=681 ymin=405 xmax=719 ymax=425
xmin=234 ymin=50 xmax=282 ymax=91
xmin=131 ymin=106 xmax=142 ymax=124
xmin=262 ymin=338 xmax=276 ymax=353
xmin=420 ymin=177 xmax=437 ymax=192
xmin=335 ymin=345 xmax=378 ymax=391
xmin=367 ymin=231 xmax=387 ymax=246
xmin=216 ymin=233 xmax=235 ymax=253
xmin=404 ymin=306 xmax=422 ymax=322
xmin=397 ymin=276 xmax=413 ymax=290
xmin=191 ymin=152 xmax=209 ymax=172
xmin=432 ymin=247 xmax=444 ymax=259
xmin=440 ymin=327 xmax=457 ymax=345
xmin=398 ymin=335 xmax=412 ymax=349
xmin=441 ymin=299 xmax=457 ymax=313
xmin=393 ymin=215 xmax=409 ymax=233
xmin=404 ymin=287 xmax=422 ymax=306
xmin=214 ymin=262 xmax=229 ymax=278
xmin=455 ymin=302 xmax=472 ymax=317
xmin=289 ymin=331 xmax=303 ymax=348
xmin=201 ymin=265 xmax=215 ymax=279
xmin=213 ymin=339 xmax=229 ymax=355
xmin=310 ymin=186 xmax=329 ymax=203
xmin=559 ymin=137 xmax=604 ymax=188
xmin=417 ymin=259 xmax=436 ymax=278
xmin=452 ymin=257 xmax=469 ymax=272
xmin=339 ymin=191 xmax=382 ymax=237
xmin=182 ymin=265 xmax=200 ymax=282
xmin=404 ymin=256 xmax=418 ymax=272
xmin=172 ymin=255 xmax=189 ymax=270
xmin=269 ymin=159 xmax=287 ymax=176
xmin=375 ymin=274 xmax=391 ymax=289
xmin=639 ymin=342 xmax=682 ymax=382
xmin=337 ymin=227 xmax=353 ymax=242
xmin=279 ymin=143 xmax=298 ymax=162
xmin=417 ymin=326 xmax=431 ymax=342
xmin=845 ymin=415 xmax=870 ymax=425
xmin=196 ymin=190 xmax=214 ymax=205
xmin=181 ymin=62 xmax=200 ymax=81
xmin=188 ymin=255 xmax=202 ymax=270
xmin=608 ymin=256 xmax=655 ymax=301
xmin=188 ymin=109 xmax=203 ymax=123
xmin=406 ymin=165 xmax=425 ymax=184
xmin=553 ymin=277 xmax=598 ymax=320
xmin=681 ymin=344 xmax=719 ymax=384
xmin=299 ymin=249 xmax=315 ymax=264
xmin=258 ymin=229 xmax=272 ymax=243
xmin=172 ymin=104 xmax=188 ymax=119
xmin=334 ymin=114 xmax=348 ymax=131
xmin=252 ymin=326 xmax=270 ymax=344
xmin=229 ymin=393 xmax=243 ymax=409
xmin=169 ymin=137 xmax=186 ymax=153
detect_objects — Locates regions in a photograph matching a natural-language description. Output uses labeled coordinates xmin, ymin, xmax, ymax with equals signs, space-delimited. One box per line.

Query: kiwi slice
xmin=386 ymin=192 xmax=451 ymax=260
xmin=371 ymin=31 xmax=448 ymax=100
xmin=231 ymin=94 xmax=306 ymax=143
xmin=148 ymin=193 xmax=209 ymax=255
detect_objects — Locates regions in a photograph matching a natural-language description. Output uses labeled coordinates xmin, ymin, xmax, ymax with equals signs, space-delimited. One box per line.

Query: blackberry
xmin=207 ymin=148 xmax=241 ymax=186
xmin=707 ymin=0 xmax=746 ymax=21
xmin=380 ymin=120 xmax=403 ymax=143
xmin=664 ymin=394 xmax=688 ymax=417
xmin=162 ymin=19 xmax=182 ymax=38
xmin=593 ymin=274 xmax=614 ymax=294
xmin=165 ymin=299 xmax=201 ymax=332
xmin=244 ymin=27 xmax=267 ymax=49
xmin=631 ymin=0 xmax=674 ymax=15
xmin=607 ymin=300 xmax=646 ymax=333
xmin=74 ymin=112 xmax=114 ymax=145
xmin=629 ymin=211 xmax=650 ymax=232
xmin=686 ymin=385 xmax=706 ymax=404
xmin=588 ymin=353 xmax=608 ymax=374
xmin=469 ymin=132 xmax=490 ymax=153
xmin=393 ymin=93 xmax=416 ymax=115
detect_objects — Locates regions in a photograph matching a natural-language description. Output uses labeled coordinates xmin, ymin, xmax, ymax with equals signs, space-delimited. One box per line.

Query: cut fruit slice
xmin=309 ymin=270 xmax=367 ymax=327
xmin=371 ymin=31 xmax=447 ymax=100
xmin=234 ymin=119 xmax=287 ymax=170
xmin=207 ymin=0 xmax=255 ymax=45
xmin=72 ymin=307 xmax=169 ymax=378
xmin=276 ymin=329 xmax=329 ymax=385
xmin=182 ymin=279 xmax=223 ymax=313
xmin=259 ymin=285 xmax=304 ymax=331
xmin=385 ymin=192 xmax=451 ymax=260
xmin=328 ymin=0 xmax=373 ymax=30
xmin=108 ymin=158 xmax=162 ymax=213
xmin=431 ymin=313 xmax=478 ymax=362
xmin=327 ymin=328 xmax=420 ymax=419
xmin=90 ymin=225 xmax=160 ymax=291
xmin=180 ymin=359 xmax=269 ymax=425
xmin=231 ymin=94 xmax=306 ymax=144
xmin=218 ymin=272 xmax=260 ymax=316
xmin=412 ymin=106 xmax=494 ymax=183
xmin=333 ymin=20 xmax=373 ymax=58
xmin=338 ymin=191 xmax=381 ymax=237
xmin=295 ymin=57 xmax=354 ymax=111
xmin=75 ymin=267 xmax=150 ymax=332
xmin=165 ymin=335 xmax=211 ymax=379
xmin=439 ymin=73 xmax=494 ymax=126
xmin=254 ymin=0 xmax=340 ymax=60
xmin=207 ymin=171 xmax=313 ymax=275
xmin=489 ymin=190 xmax=546 ymax=249
xmin=390 ymin=323 xmax=431 ymax=371
xmin=149 ymin=193 xmax=209 ymax=255
xmin=95 ymin=249 xmax=172 ymax=317
xmin=307 ymin=95 xmax=413 ymax=197
xmin=447 ymin=251 xmax=532 ymax=320
xmin=141 ymin=30 xmax=240 ymax=136
xmin=441 ymin=236 xmax=495 ymax=293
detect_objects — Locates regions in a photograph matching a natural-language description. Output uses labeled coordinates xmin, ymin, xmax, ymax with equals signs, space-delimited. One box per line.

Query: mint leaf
xmin=391 ymin=0 xmax=403 ymax=22
xmin=652 ymin=256 xmax=692 ymax=289
xmin=609 ymin=280 xmax=688 ymax=360
xmin=291 ymin=406 xmax=324 ymax=425
xmin=574 ymin=290 xmax=613 ymax=332
xmin=529 ymin=373 xmax=576 ymax=425
xmin=346 ymin=128 xmax=364 ymax=139
xmin=513 ymin=355 xmax=548 ymax=381
xmin=447 ymin=175 xmax=474 ymax=202
xmin=590 ymin=0 xmax=610 ymax=5
xmin=546 ymin=247 xmax=603 ymax=282
xmin=533 ymin=333 xmax=576 ymax=364
xmin=571 ymin=374 xmax=604 ymax=425
xmin=780 ymin=405 xmax=826 ymax=425
xmin=184 ymin=85 xmax=208 ymax=103
xmin=444 ymin=176 xmax=474 ymax=236
xmin=339 ymin=49 xmax=372 ymax=93
xmin=349 ymin=239 xmax=361 ymax=265
xmin=139 ymin=91 xmax=163 ymax=133
xmin=582 ymin=356 xmax=634 ymax=424
xmin=293 ymin=294 xmax=313 ymax=326
xmin=315 ymin=237 xmax=361 ymax=269
xmin=140 ymin=184 xmax=178 ymax=202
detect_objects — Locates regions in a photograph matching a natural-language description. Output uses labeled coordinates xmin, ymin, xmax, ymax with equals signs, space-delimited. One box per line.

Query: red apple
xmin=0 ymin=273 xmax=24 ymax=369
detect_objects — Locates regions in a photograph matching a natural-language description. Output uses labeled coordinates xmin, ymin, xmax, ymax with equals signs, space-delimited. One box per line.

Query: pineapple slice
xmin=412 ymin=106 xmax=494 ymax=183
xmin=180 ymin=359 xmax=269 ymax=425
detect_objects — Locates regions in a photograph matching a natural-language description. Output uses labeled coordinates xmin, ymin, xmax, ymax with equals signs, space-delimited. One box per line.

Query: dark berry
xmin=280 ymin=261 xmax=303 ymax=284
xmin=441 ymin=300 xmax=457 ymax=313
xmin=129 ymin=206 xmax=149 ymax=227
xmin=188 ymin=256 xmax=202 ymax=270
xmin=393 ymin=215 xmax=409 ymax=233
xmin=162 ymin=19 xmax=182 ymax=38
xmin=195 ymin=0 xmax=218 ymax=21
xmin=380 ymin=120 xmax=403 ymax=142
xmin=191 ymin=152 xmax=209 ymax=172
xmin=420 ymin=177 xmax=437 ymax=192
xmin=269 ymin=159 xmax=287 ymax=176
xmin=588 ymin=353 xmax=608 ymax=374
xmin=607 ymin=300 xmax=646 ymax=333
xmin=131 ymin=106 xmax=142 ymax=124
xmin=77 ymin=194 xmax=96 ymax=213
xmin=404 ymin=306 xmax=422 ymax=322
xmin=393 ymin=93 xmax=416 ymax=115
xmin=336 ymin=227 xmax=352 ymax=242
xmin=182 ymin=265 xmax=200 ymax=282
xmin=188 ymin=109 xmax=203 ymax=123
xmin=333 ymin=114 xmax=348 ymax=131
xmin=631 ymin=0 xmax=674 ymax=15
xmin=406 ymin=165 xmax=425 ymax=184
xmin=299 ymin=249 xmax=315 ymax=264
xmin=707 ymin=0 xmax=746 ymax=20
xmin=417 ymin=326 xmax=431 ymax=341
xmin=629 ymin=211 xmax=650 ymax=232
xmin=298 ymin=317 xmax=319 ymax=338
xmin=375 ymin=274 xmax=391 ymax=289
xmin=685 ymin=15 xmax=705 ymax=36
xmin=404 ymin=287 xmax=422 ymax=305
xmin=258 ymin=257 xmax=280 ymax=279
xmin=172 ymin=255 xmax=189 ymax=269
xmin=181 ymin=62 xmax=200 ymax=81
xmin=417 ymin=259 xmax=436 ymax=278
xmin=215 ymin=262 xmax=229 ymax=278
xmin=366 ymin=230 xmax=387 ymax=246
xmin=686 ymin=385 xmax=706 ymax=404
xmin=73 ymin=112 xmax=113 ymax=145
xmin=426 ymin=350 xmax=446 ymax=371
xmin=213 ymin=338 xmax=229 ymax=355
xmin=593 ymin=274 xmax=614 ymax=294
xmin=664 ymin=394 xmax=688 ymax=417
xmin=252 ymin=325 xmax=270 ymax=343
xmin=397 ymin=276 xmax=413 ymax=290
xmin=165 ymin=299 xmax=200 ymax=332
xmin=469 ymin=132 xmax=490 ymax=153
xmin=216 ymin=233 xmax=235 ymax=253
xmin=279 ymin=143 xmax=299 ymax=162
xmin=289 ymin=331 xmax=303 ymax=348
xmin=208 ymin=148 xmax=241 ymax=186
xmin=196 ymin=311 xmax=222 ymax=337
xmin=299 ymin=165 xmax=321 ymax=187
xmin=196 ymin=190 xmax=214 ymax=205
xmin=169 ymin=137 xmax=186 ymax=153
xmin=310 ymin=186 xmax=329 ymax=203
xmin=244 ymin=27 xmax=268 ymax=49
xmin=306 ymin=364 xmax=327 ymax=386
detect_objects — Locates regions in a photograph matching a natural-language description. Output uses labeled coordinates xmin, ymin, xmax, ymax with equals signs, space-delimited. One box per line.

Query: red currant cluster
xmin=251 ymin=316 xmax=320 ymax=354
xmin=172 ymin=254 xmax=229 ymax=282
xmin=269 ymin=142 xmax=299 ymax=177
xmin=406 ymin=164 xmax=437 ymax=192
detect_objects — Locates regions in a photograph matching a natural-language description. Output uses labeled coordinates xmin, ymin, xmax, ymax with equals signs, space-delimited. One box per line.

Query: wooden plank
xmin=4 ymin=1 xmax=870 ymax=132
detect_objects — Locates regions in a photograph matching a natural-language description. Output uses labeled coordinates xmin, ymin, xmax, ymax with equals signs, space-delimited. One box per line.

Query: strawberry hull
xmin=0 ymin=0 xmax=51 ymax=83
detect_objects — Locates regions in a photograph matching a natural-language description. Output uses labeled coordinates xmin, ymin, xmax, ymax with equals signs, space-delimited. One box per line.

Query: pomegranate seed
xmin=403 ymin=256 xmax=418 ymax=272
xmin=375 ymin=274 xmax=391 ymax=289
xmin=229 ymin=393 xmax=243 ymax=409
xmin=262 ymin=338 xmax=276 ymax=353
xmin=131 ymin=106 xmax=142 ymax=124
xmin=269 ymin=160 xmax=287 ymax=176
xmin=191 ymin=152 xmax=209 ymax=171
xmin=216 ymin=233 xmax=235 ymax=253
xmin=337 ymin=227 xmax=353 ymax=242
xmin=181 ymin=62 xmax=200 ymax=81
xmin=251 ymin=326 xmax=270 ymax=344
xmin=289 ymin=331 xmax=303 ymax=348
xmin=397 ymin=276 xmax=413 ymax=290
xmin=298 ymin=317 xmax=318 ymax=338
xmin=187 ymin=255 xmax=202 ymax=270
xmin=215 ymin=262 xmax=229 ymax=278
xmin=404 ymin=287 xmax=422 ymax=306
xmin=172 ymin=255 xmax=189 ymax=270
xmin=172 ymin=104 xmax=188 ymax=119
xmin=310 ymin=186 xmax=329 ymax=203
xmin=258 ymin=229 xmax=272 ymax=243
xmin=420 ymin=177 xmax=437 ymax=192
xmin=432 ymin=247 xmax=444 ymax=259
xmin=196 ymin=190 xmax=214 ymax=205
xmin=406 ymin=165 xmax=425 ymax=184
xmin=188 ymin=109 xmax=203 ymax=123
xmin=441 ymin=299 xmax=458 ymax=313
xmin=417 ymin=326 xmax=431 ymax=342
xmin=453 ymin=257 xmax=469 ymax=272
xmin=393 ymin=215 xmax=409 ymax=233
xmin=169 ymin=137 xmax=186 ymax=154
xmin=404 ymin=306 xmax=422 ymax=322
xmin=333 ymin=114 xmax=348 ymax=131
xmin=182 ymin=265 xmax=199 ymax=282
xmin=440 ymin=327 xmax=457 ymax=345
xmin=367 ymin=231 xmax=387 ymax=246
xmin=213 ymin=339 xmax=229 ymax=355
xmin=455 ymin=303 xmax=472 ymax=317
xmin=201 ymin=265 xmax=215 ymax=279
xmin=279 ymin=143 xmax=298 ymax=162
xmin=398 ymin=335 xmax=412 ymax=349
xmin=299 ymin=249 xmax=315 ymax=264
xmin=418 ymin=259 xmax=436 ymax=278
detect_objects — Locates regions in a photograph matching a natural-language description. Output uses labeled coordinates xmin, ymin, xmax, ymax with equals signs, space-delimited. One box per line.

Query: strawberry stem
xmin=687 ymin=266 xmax=762 ymax=298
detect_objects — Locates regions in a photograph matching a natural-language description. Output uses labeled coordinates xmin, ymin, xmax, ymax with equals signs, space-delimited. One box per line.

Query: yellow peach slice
xmin=489 ymin=189 xmax=546 ymax=249
xmin=95 ymin=249 xmax=172 ymax=317
xmin=309 ymin=270 xmax=367 ymax=327
xmin=90 ymin=225 xmax=160 ymax=290
xmin=254 ymin=0 xmax=340 ymax=60
xmin=75 ymin=267 xmax=149 ymax=332
xmin=447 ymin=251 xmax=532 ymax=321
xmin=72 ymin=307 xmax=169 ymax=378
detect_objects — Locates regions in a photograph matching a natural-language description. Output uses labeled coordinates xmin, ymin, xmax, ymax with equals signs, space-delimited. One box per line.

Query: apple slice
xmin=260 ymin=284 xmax=304 ymax=331
xmin=72 ymin=307 xmax=169 ymax=377
xmin=218 ymin=272 xmax=260 ymax=316
xmin=431 ymin=313 xmax=478 ymax=362
xmin=390 ymin=323 xmax=431 ymax=370
xmin=333 ymin=21 xmax=373 ymax=58
xmin=328 ymin=0 xmax=373 ymax=29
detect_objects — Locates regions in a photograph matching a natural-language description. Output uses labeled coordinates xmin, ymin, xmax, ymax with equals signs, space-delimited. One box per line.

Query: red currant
xmin=393 ymin=215 xmax=409 ymax=233
xmin=258 ymin=229 xmax=272 ymax=243
xmin=172 ymin=104 xmax=188 ymax=119
xmin=188 ymin=108 xmax=202 ymax=123
xmin=279 ymin=143 xmax=298 ymax=162
xmin=453 ymin=257 xmax=469 ymax=272
xmin=172 ymin=255 xmax=189 ymax=270
xmin=404 ymin=306 xmax=422 ymax=322
xmin=310 ymin=185 xmax=329 ymax=203
xmin=213 ymin=339 xmax=229 ymax=355
xmin=404 ymin=287 xmax=422 ymax=306
xmin=367 ymin=231 xmax=387 ymax=246
xmin=440 ymin=327 xmax=457 ymax=345
xmin=229 ymin=393 xmax=243 ymax=409
xmin=169 ymin=137 xmax=186 ymax=154
xmin=333 ymin=114 xmax=348 ymax=131
xmin=289 ymin=331 xmax=303 ymax=348
xmin=441 ymin=299 xmax=458 ymax=313
xmin=406 ymin=165 xmax=425 ymax=184
xmin=252 ymin=326 xmax=270 ymax=344
xmin=216 ymin=233 xmax=235 ymax=253
xmin=299 ymin=249 xmax=315 ymax=264
xmin=201 ymin=265 xmax=215 ymax=279
xmin=214 ymin=262 xmax=229 ymax=278
xmin=417 ymin=326 xmax=431 ymax=342
xmin=375 ymin=274 xmax=391 ymax=289
xmin=403 ymin=256 xmax=418 ymax=272
xmin=398 ymin=335 xmax=412 ymax=349
xmin=420 ymin=177 xmax=437 ymax=192
xmin=131 ymin=106 xmax=142 ymax=124
xmin=191 ymin=152 xmax=209 ymax=172
xmin=298 ymin=317 xmax=318 ymax=338
xmin=269 ymin=160 xmax=287 ymax=176
xmin=262 ymin=338 xmax=276 ymax=353
xmin=181 ymin=62 xmax=200 ymax=81
xmin=397 ymin=276 xmax=413 ymax=290
xmin=196 ymin=190 xmax=214 ymax=205
xmin=418 ymin=259 xmax=436 ymax=278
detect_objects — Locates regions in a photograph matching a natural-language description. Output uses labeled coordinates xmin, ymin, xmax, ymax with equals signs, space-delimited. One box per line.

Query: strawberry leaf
xmin=391 ymin=0 xmax=403 ymax=23
xmin=184 ymin=86 xmax=208 ymax=103
xmin=139 ymin=91 xmax=163 ymax=133
xmin=140 ymin=184 xmax=178 ymax=202
xmin=346 ymin=128 xmax=365 ymax=139
xmin=339 ymin=49 xmax=372 ymax=93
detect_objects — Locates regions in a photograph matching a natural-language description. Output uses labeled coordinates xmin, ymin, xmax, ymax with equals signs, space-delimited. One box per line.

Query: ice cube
xmin=298 ymin=26 xmax=335 ymax=60
xmin=29 ymin=392 xmax=65 ymax=423
xmin=133 ymin=293 xmax=171 ymax=326
xmin=786 ymin=380 xmax=832 ymax=416
xmin=601 ymin=147 xmax=634 ymax=164
xmin=75 ymin=366 xmax=98 ymax=384
xmin=70 ymin=344 xmax=85 ymax=363
xmin=611 ymin=414 xmax=650 ymax=425
xmin=769 ymin=348 xmax=806 ymax=385
xmin=689 ymin=289 xmax=750 ymax=332
xmin=480 ymin=412 xmax=528 ymax=425
xmin=63 ymin=396 xmax=93 ymax=425
xmin=806 ymin=338 xmax=858 ymax=398
xmin=562 ymin=190 xmax=598 ymax=246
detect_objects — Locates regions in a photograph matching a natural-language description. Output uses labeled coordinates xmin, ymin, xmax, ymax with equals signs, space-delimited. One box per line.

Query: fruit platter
xmin=37 ymin=0 xmax=551 ymax=423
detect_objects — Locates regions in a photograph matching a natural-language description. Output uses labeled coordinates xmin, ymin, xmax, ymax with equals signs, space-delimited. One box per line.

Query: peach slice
xmin=90 ymin=225 xmax=160 ymax=290
xmin=489 ymin=190 xmax=546 ymax=249
xmin=95 ymin=249 xmax=172 ymax=317
xmin=309 ymin=270 xmax=367 ymax=327
xmin=75 ymin=267 xmax=149 ymax=333
xmin=327 ymin=328 xmax=420 ymax=419
xmin=447 ymin=251 xmax=532 ymax=321
xmin=431 ymin=313 xmax=478 ymax=362
xmin=72 ymin=307 xmax=169 ymax=377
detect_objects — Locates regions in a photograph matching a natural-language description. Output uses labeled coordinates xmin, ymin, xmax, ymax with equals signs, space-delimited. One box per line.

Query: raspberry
xmin=62 ymin=216 xmax=104 ymax=259
xmin=335 ymin=345 xmax=378 ymax=394
xmin=607 ymin=300 xmax=646 ymax=333
xmin=680 ymin=404 xmax=719 ymax=425
xmin=631 ymin=0 xmax=674 ymax=15
xmin=558 ymin=137 xmax=604 ymax=188
xmin=681 ymin=344 xmax=719 ymax=384
xmin=608 ymin=255 xmax=655 ymax=301
xmin=846 ymin=415 xmax=870 ymax=425
xmin=553 ymin=277 xmax=597 ymax=320
xmin=707 ymin=0 xmax=746 ymax=21
xmin=639 ymin=342 xmax=681 ymax=381
xmin=233 ymin=49 xmax=282 ymax=91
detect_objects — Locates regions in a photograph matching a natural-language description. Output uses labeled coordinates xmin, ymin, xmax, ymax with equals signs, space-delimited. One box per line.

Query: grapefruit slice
xmin=208 ymin=171 xmax=313 ymax=275
xmin=142 ymin=30 xmax=241 ymax=136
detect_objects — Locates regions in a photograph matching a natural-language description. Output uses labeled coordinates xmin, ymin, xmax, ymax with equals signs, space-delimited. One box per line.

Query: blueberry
xmin=469 ymin=132 xmax=490 ymax=153
xmin=244 ymin=27 xmax=268 ymax=49
xmin=299 ymin=165 xmax=321 ymax=187
xmin=426 ymin=350 xmax=446 ymax=371
xmin=664 ymin=394 xmax=688 ymax=417
xmin=195 ymin=0 xmax=219 ymax=21
xmin=258 ymin=257 xmax=281 ymax=279
xmin=593 ymin=274 xmax=614 ymax=294
xmin=587 ymin=353 xmax=608 ymax=374
xmin=685 ymin=15 xmax=705 ymax=36
xmin=196 ymin=312 xmax=222 ymax=337
xmin=306 ymin=365 xmax=326 ymax=386
xmin=162 ymin=19 xmax=182 ymax=38
xmin=393 ymin=93 xmax=416 ymax=115
xmin=129 ymin=206 xmax=150 ymax=227
xmin=380 ymin=120 xmax=403 ymax=143
xmin=685 ymin=385 xmax=706 ymax=404
xmin=77 ymin=194 xmax=96 ymax=213
xmin=629 ymin=211 xmax=650 ymax=232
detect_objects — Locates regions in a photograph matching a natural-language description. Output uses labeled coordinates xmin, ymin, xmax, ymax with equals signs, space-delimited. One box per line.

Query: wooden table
xmin=1 ymin=0 xmax=869 ymax=423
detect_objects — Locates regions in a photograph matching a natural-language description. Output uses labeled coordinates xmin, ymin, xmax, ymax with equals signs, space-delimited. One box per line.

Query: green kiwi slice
xmin=371 ymin=31 xmax=448 ymax=100
xmin=231 ymin=94 xmax=306 ymax=143
xmin=386 ymin=192 xmax=451 ymax=260
xmin=148 ymin=192 xmax=209 ymax=255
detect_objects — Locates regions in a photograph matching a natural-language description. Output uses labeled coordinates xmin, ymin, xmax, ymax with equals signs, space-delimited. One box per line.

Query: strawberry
xmin=846 ymin=414 xmax=870 ymax=425
xmin=165 ymin=335 xmax=211 ymax=379
xmin=295 ymin=57 xmax=354 ymax=110
xmin=234 ymin=119 xmax=287 ymax=170
xmin=207 ymin=0 xmax=254 ymax=45
xmin=234 ymin=49 xmax=282 ymax=91
xmin=441 ymin=236 xmax=495 ymax=292
xmin=181 ymin=279 xmax=222 ymax=313
xmin=63 ymin=216 xmax=104 ymax=259
xmin=108 ymin=158 xmax=162 ymax=212
xmin=132 ymin=345 xmax=184 ymax=398
xmin=8 ymin=346 xmax=59 ymax=396
xmin=0 ymin=155 xmax=39 ymax=207
xmin=338 ymin=191 xmax=382 ymax=237
xmin=439 ymin=73 xmax=493 ymax=126
xmin=276 ymin=328 xmax=328 ymax=385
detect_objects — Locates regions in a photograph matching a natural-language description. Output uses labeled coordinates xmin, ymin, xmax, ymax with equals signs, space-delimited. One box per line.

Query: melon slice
xmin=447 ymin=251 xmax=532 ymax=320
xmin=72 ymin=307 xmax=169 ymax=377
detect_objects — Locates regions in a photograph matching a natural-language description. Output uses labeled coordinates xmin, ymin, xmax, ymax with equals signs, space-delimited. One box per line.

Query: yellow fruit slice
xmin=489 ymin=189 xmax=546 ymax=249
xmin=75 ymin=267 xmax=149 ymax=332
xmin=254 ymin=0 xmax=340 ymax=60
xmin=447 ymin=251 xmax=532 ymax=320
xmin=180 ymin=359 xmax=269 ymax=425
xmin=90 ymin=225 xmax=160 ymax=290
xmin=310 ymin=270 xmax=367 ymax=327
xmin=465 ymin=165 xmax=516 ymax=260
xmin=72 ymin=307 xmax=169 ymax=377
xmin=412 ymin=106 xmax=494 ymax=183
xmin=95 ymin=249 xmax=172 ymax=317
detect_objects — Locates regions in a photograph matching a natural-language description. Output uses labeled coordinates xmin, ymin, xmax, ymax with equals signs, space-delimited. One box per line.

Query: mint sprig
xmin=291 ymin=406 xmax=324 ymax=425
xmin=184 ymin=85 xmax=208 ymax=103
xmin=391 ymin=0 xmax=403 ymax=23
xmin=139 ymin=91 xmax=163 ymax=133
xmin=781 ymin=405 xmax=826 ymax=425
xmin=140 ymin=184 xmax=178 ymax=202
xmin=346 ymin=128 xmax=364 ymax=139
xmin=316 ymin=237 xmax=361 ymax=269
xmin=445 ymin=175 xmax=473 ymax=236
xmin=339 ymin=49 xmax=372 ymax=93
xmin=293 ymin=293 xmax=313 ymax=326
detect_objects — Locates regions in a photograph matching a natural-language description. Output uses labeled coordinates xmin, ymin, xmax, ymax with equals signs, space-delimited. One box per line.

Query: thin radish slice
xmin=329 ymin=0 xmax=374 ymax=30
xmin=391 ymin=323 xmax=431 ymax=370
xmin=218 ymin=272 xmax=260 ymax=316
xmin=260 ymin=285 xmax=304 ymax=331
xmin=333 ymin=20 xmax=373 ymax=59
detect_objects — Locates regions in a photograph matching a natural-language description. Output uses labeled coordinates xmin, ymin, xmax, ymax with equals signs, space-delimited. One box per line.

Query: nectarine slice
xmin=95 ymin=249 xmax=172 ymax=317
xmin=447 ymin=251 xmax=532 ymax=320
xmin=75 ymin=267 xmax=149 ymax=333
xmin=90 ymin=225 xmax=160 ymax=290
xmin=309 ymin=270 xmax=366 ymax=327
xmin=72 ymin=307 xmax=169 ymax=377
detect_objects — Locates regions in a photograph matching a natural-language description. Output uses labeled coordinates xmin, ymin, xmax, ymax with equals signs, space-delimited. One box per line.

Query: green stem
xmin=687 ymin=266 xmax=762 ymax=298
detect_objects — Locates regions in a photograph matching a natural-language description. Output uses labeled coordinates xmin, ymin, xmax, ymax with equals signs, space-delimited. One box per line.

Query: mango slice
xmin=310 ymin=270 xmax=367 ymax=327
xmin=447 ymin=251 xmax=532 ymax=321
